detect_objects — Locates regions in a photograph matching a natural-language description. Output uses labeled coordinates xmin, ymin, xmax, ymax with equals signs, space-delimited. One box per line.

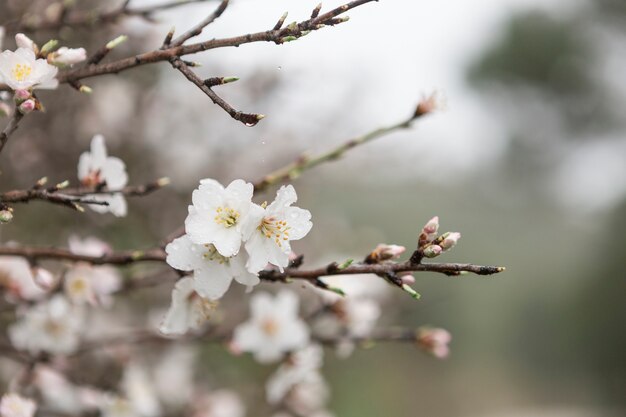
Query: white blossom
xmin=153 ymin=347 xmax=196 ymax=407
xmin=165 ymin=234 xmax=259 ymax=301
xmin=192 ymin=390 xmax=245 ymax=417
xmin=49 ymin=47 xmax=87 ymax=66
xmin=159 ymin=277 xmax=217 ymax=335
xmin=77 ymin=135 xmax=129 ymax=217
xmin=120 ymin=363 xmax=162 ymax=417
xmin=243 ymin=185 xmax=312 ymax=273
xmin=9 ymin=295 xmax=84 ymax=355
xmin=232 ymin=291 xmax=309 ymax=363
xmin=0 ymin=256 xmax=47 ymax=302
xmin=34 ymin=366 xmax=102 ymax=415
xmin=0 ymin=48 xmax=58 ymax=90
xmin=64 ymin=263 xmax=121 ymax=307
xmin=185 ymin=179 xmax=255 ymax=257
xmin=0 ymin=393 xmax=36 ymax=417
xmin=266 ymin=345 xmax=324 ymax=404
xmin=68 ymin=235 xmax=112 ymax=257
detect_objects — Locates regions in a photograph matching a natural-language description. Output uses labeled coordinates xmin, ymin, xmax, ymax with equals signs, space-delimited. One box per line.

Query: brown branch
xmin=0 ymin=111 xmax=24 ymax=156
xmin=170 ymin=58 xmax=264 ymax=126
xmin=0 ymin=178 xmax=169 ymax=211
xmin=0 ymin=243 xmax=504 ymax=278
xmin=0 ymin=0 xmax=377 ymax=91
xmin=168 ymin=0 xmax=230 ymax=48
xmin=3 ymin=0 xmax=216 ymax=33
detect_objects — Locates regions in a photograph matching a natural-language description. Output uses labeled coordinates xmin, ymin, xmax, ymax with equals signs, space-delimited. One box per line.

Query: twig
xmin=170 ymin=58 xmax=264 ymax=126
xmin=0 ymin=0 xmax=377 ymax=91
xmin=3 ymin=0 xmax=216 ymax=33
xmin=254 ymin=104 xmax=427 ymax=192
xmin=0 ymin=179 xmax=169 ymax=211
xmin=0 ymin=243 xmax=504 ymax=278
xmin=0 ymin=111 xmax=24 ymax=156
xmin=168 ymin=0 xmax=230 ymax=48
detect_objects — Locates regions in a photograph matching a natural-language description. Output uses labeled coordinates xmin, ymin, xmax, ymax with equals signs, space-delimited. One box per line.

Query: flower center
xmin=68 ymin=277 xmax=88 ymax=295
xmin=202 ymin=244 xmax=229 ymax=264
xmin=214 ymin=206 xmax=240 ymax=228
xmin=261 ymin=318 xmax=279 ymax=336
xmin=189 ymin=291 xmax=217 ymax=322
xmin=258 ymin=216 xmax=290 ymax=246
xmin=81 ymin=169 xmax=103 ymax=187
xmin=44 ymin=319 xmax=64 ymax=336
xmin=11 ymin=63 xmax=32 ymax=82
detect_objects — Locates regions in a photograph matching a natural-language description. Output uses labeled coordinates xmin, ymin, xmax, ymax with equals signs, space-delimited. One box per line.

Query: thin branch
xmin=0 ymin=0 xmax=377 ymax=91
xmin=0 ymin=243 xmax=504 ymax=278
xmin=0 ymin=179 xmax=169 ymax=211
xmin=170 ymin=58 xmax=264 ymax=126
xmin=0 ymin=111 xmax=24 ymax=156
xmin=168 ymin=0 xmax=230 ymax=48
xmin=3 ymin=0 xmax=216 ymax=33
xmin=254 ymin=104 xmax=427 ymax=192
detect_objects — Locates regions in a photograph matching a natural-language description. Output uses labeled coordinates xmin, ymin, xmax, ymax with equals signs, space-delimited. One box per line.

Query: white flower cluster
xmin=161 ymin=179 xmax=312 ymax=334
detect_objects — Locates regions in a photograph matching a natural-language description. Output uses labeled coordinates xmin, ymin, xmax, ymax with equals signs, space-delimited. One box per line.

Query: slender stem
xmin=0 ymin=111 xmax=24 ymax=156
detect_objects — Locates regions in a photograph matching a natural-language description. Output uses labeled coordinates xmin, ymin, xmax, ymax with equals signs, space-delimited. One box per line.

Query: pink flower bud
xmin=399 ymin=272 xmax=415 ymax=285
xmin=366 ymin=244 xmax=406 ymax=263
xmin=14 ymin=89 xmax=31 ymax=101
xmin=440 ymin=232 xmax=461 ymax=251
xmin=33 ymin=267 xmax=56 ymax=290
xmin=18 ymin=99 xmax=36 ymax=114
xmin=422 ymin=244 xmax=442 ymax=258
xmin=417 ymin=327 xmax=451 ymax=359
xmin=422 ymin=216 xmax=439 ymax=235
xmin=15 ymin=33 xmax=37 ymax=52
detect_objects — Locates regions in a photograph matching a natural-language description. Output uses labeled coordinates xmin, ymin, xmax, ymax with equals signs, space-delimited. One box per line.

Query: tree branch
xmin=0 ymin=111 xmax=24 ymax=156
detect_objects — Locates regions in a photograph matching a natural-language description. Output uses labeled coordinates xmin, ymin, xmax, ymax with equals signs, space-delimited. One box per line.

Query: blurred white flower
xmin=64 ymin=263 xmax=121 ymax=307
xmin=9 ymin=295 xmax=84 ymax=355
xmin=77 ymin=135 xmax=129 ymax=217
xmin=266 ymin=345 xmax=324 ymax=404
xmin=185 ymin=179 xmax=255 ymax=257
xmin=120 ymin=363 xmax=162 ymax=417
xmin=232 ymin=291 xmax=309 ymax=363
xmin=417 ymin=327 xmax=452 ymax=359
xmin=243 ymin=185 xmax=312 ymax=273
xmin=68 ymin=235 xmax=112 ymax=257
xmin=0 ymin=393 xmax=36 ymax=417
xmin=192 ymin=390 xmax=245 ymax=417
xmin=165 ymin=234 xmax=259 ymax=301
xmin=34 ymin=366 xmax=102 ymax=415
xmin=0 ymin=48 xmax=58 ymax=90
xmin=153 ymin=346 xmax=196 ymax=407
xmin=0 ymin=256 xmax=48 ymax=302
xmin=159 ymin=277 xmax=217 ymax=335
xmin=49 ymin=47 xmax=87 ymax=66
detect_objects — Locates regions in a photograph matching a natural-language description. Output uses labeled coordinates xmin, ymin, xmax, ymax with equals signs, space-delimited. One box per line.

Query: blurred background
xmin=1 ymin=0 xmax=625 ymax=416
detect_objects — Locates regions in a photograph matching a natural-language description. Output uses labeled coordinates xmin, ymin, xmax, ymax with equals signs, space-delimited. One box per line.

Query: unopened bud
xmin=440 ymin=232 xmax=461 ymax=251
xmin=414 ymin=92 xmax=443 ymax=118
xmin=399 ymin=272 xmax=415 ymax=285
xmin=33 ymin=267 xmax=56 ymax=290
xmin=157 ymin=177 xmax=171 ymax=187
xmin=0 ymin=209 xmax=13 ymax=223
xmin=422 ymin=216 xmax=439 ymax=236
xmin=367 ymin=244 xmax=406 ymax=263
xmin=14 ymin=89 xmax=31 ymax=102
xmin=79 ymin=85 xmax=92 ymax=94
xmin=106 ymin=35 xmax=128 ymax=50
xmin=15 ymin=33 xmax=38 ymax=53
xmin=416 ymin=327 xmax=451 ymax=359
xmin=18 ymin=99 xmax=36 ymax=114
xmin=55 ymin=180 xmax=70 ymax=189
xmin=402 ymin=283 xmax=421 ymax=300
xmin=40 ymin=39 xmax=59 ymax=56
xmin=422 ymin=244 xmax=442 ymax=258
xmin=49 ymin=47 xmax=86 ymax=66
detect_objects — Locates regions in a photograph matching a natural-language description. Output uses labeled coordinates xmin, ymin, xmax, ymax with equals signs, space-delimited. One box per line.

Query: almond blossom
xmin=49 ymin=47 xmax=87 ymax=66
xmin=8 ymin=295 xmax=84 ymax=355
xmin=243 ymin=185 xmax=312 ymax=273
xmin=77 ymin=135 xmax=129 ymax=217
xmin=232 ymin=291 xmax=309 ymax=363
xmin=0 ymin=393 xmax=36 ymax=417
xmin=0 ymin=256 xmax=48 ymax=302
xmin=185 ymin=179 xmax=255 ymax=257
xmin=191 ymin=390 xmax=246 ymax=417
xmin=0 ymin=47 xmax=58 ymax=91
xmin=159 ymin=277 xmax=217 ymax=335
xmin=165 ymin=234 xmax=259 ymax=301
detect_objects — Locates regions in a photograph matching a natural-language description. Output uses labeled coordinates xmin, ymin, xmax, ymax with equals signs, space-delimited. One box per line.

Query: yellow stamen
xmin=12 ymin=63 xmax=32 ymax=82
xmin=214 ymin=206 xmax=240 ymax=228
xmin=258 ymin=216 xmax=290 ymax=247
